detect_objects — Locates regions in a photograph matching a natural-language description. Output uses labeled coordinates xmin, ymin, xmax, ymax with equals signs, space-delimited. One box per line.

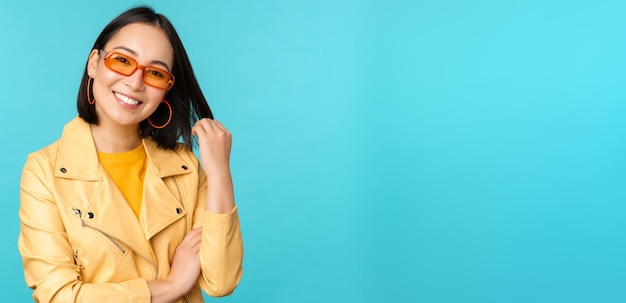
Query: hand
xmin=192 ymin=118 xmax=232 ymax=176
xmin=166 ymin=228 xmax=202 ymax=297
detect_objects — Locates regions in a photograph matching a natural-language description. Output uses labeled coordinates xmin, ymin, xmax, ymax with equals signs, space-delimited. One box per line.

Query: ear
xmin=86 ymin=49 xmax=101 ymax=78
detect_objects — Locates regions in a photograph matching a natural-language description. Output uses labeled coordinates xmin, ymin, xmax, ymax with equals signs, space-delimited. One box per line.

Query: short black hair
xmin=77 ymin=6 xmax=213 ymax=150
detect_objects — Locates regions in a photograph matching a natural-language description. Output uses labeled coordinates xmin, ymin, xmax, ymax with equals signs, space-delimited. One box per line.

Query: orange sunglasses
xmin=101 ymin=50 xmax=175 ymax=90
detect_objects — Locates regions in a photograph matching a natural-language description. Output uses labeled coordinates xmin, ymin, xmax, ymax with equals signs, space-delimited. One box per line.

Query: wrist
xmin=204 ymin=166 xmax=232 ymax=179
xmin=164 ymin=276 xmax=185 ymax=298
xmin=147 ymin=279 xmax=181 ymax=303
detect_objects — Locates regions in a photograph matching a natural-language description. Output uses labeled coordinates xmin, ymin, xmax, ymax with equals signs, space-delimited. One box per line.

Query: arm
xmin=147 ymin=228 xmax=202 ymax=303
xmin=192 ymin=119 xmax=244 ymax=296
xmin=18 ymin=155 xmax=151 ymax=303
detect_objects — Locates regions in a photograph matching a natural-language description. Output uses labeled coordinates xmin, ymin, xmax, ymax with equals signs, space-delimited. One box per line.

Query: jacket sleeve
xmin=17 ymin=154 xmax=152 ymax=303
xmin=192 ymin=167 xmax=244 ymax=297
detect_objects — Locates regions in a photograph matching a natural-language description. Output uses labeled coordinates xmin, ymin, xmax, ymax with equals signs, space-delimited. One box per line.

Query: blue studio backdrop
xmin=1 ymin=0 xmax=624 ymax=302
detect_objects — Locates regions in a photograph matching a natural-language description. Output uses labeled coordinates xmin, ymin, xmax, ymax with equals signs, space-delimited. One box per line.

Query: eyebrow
xmin=111 ymin=46 xmax=172 ymax=71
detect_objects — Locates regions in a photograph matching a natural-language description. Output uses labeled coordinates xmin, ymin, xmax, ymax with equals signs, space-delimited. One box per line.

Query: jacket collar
xmin=55 ymin=117 xmax=194 ymax=180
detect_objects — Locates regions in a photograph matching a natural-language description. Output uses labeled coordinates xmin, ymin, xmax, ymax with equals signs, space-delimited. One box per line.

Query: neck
xmin=91 ymin=121 xmax=142 ymax=153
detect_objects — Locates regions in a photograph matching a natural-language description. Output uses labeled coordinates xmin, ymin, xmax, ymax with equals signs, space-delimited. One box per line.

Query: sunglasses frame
xmin=100 ymin=50 xmax=175 ymax=90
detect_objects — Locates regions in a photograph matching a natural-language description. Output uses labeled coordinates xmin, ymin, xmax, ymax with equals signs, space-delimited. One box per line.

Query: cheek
xmin=147 ymin=90 xmax=167 ymax=103
xmin=92 ymin=70 xmax=119 ymax=96
xmin=91 ymin=78 xmax=109 ymax=100
xmin=144 ymin=90 xmax=168 ymax=115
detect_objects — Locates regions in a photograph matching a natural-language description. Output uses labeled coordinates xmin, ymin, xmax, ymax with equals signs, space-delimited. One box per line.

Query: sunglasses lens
xmin=105 ymin=53 xmax=137 ymax=75
xmin=144 ymin=67 xmax=173 ymax=89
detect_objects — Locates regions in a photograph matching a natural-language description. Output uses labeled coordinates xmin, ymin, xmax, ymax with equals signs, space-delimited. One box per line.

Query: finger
xmin=190 ymin=229 xmax=202 ymax=245
xmin=191 ymin=123 xmax=207 ymax=137
xmin=191 ymin=240 xmax=201 ymax=254
xmin=182 ymin=228 xmax=202 ymax=245
xmin=191 ymin=125 xmax=201 ymax=137
xmin=211 ymin=119 xmax=225 ymax=130
xmin=186 ymin=234 xmax=201 ymax=254
xmin=189 ymin=229 xmax=202 ymax=243
xmin=196 ymin=118 xmax=216 ymax=132
xmin=187 ymin=227 xmax=202 ymax=238
xmin=212 ymin=121 xmax=231 ymax=137
xmin=193 ymin=121 xmax=218 ymax=143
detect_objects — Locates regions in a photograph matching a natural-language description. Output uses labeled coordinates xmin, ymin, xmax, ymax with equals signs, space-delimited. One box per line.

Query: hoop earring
xmin=148 ymin=100 xmax=172 ymax=129
xmin=87 ymin=77 xmax=95 ymax=105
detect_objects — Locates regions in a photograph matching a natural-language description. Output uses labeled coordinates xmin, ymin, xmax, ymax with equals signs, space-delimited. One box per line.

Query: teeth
xmin=114 ymin=92 xmax=140 ymax=105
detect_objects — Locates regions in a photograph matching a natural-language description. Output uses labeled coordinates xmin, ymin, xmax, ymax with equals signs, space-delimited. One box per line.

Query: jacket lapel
xmin=141 ymin=139 xmax=193 ymax=240
xmin=82 ymin=175 xmax=154 ymax=261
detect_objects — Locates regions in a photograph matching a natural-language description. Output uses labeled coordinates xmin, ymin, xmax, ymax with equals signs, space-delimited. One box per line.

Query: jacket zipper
xmin=72 ymin=208 xmax=158 ymax=279
xmin=72 ymin=208 xmax=125 ymax=253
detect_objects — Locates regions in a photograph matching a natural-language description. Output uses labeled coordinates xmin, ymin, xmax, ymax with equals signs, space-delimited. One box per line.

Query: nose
xmin=125 ymin=68 xmax=145 ymax=91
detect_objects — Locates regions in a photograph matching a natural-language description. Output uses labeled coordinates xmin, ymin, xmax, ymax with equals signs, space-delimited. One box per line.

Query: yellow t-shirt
xmin=97 ymin=144 xmax=146 ymax=219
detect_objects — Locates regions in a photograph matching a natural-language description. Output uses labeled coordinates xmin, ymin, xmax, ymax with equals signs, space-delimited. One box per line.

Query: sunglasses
xmin=101 ymin=50 xmax=175 ymax=90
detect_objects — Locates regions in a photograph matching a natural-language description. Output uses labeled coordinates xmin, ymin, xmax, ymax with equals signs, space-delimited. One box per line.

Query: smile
xmin=114 ymin=92 xmax=141 ymax=106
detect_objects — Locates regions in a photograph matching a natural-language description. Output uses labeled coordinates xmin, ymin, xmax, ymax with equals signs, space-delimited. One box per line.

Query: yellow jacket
xmin=18 ymin=117 xmax=243 ymax=303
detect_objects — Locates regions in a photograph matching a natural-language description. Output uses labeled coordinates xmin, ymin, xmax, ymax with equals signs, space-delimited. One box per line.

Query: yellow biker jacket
xmin=18 ymin=117 xmax=243 ymax=302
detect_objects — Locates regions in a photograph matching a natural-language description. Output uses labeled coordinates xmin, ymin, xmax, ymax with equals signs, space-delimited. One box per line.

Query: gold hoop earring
xmin=87 ymin=77 xmax=95 ymax=105
xmin=148 ymin=100 xmax=172 ymax=129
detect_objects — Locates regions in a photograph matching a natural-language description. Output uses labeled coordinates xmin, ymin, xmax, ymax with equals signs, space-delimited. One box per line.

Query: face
xmin=87 ymin=23 xmax=174 ymax=129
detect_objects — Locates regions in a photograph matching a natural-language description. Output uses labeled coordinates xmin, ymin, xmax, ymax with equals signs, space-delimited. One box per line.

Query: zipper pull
xmin=72 ymin=208 xmax=86 ymax=226
xmin=73 ymin=249 xmax=83 ymax=269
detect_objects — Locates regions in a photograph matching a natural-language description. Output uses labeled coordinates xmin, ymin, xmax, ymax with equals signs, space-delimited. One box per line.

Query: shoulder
xmin=23 ymin=140 xmax=61 ymax=173
xmin=21 ymin=139 xmax=61 ymax=189
xmin=172 ymin=142 xmax=198 ymax=161
xmin=23 ymin=116 xmax=89 ymax=176
xmin=171 ymin=142 xmax=202 ymax=172
xmin=143 ymin=138 xmax=201 ymax=172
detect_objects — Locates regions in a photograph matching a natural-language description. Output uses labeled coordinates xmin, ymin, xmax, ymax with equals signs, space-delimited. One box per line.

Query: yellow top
xmin=97 ymin=144 xmax=146 ymax=219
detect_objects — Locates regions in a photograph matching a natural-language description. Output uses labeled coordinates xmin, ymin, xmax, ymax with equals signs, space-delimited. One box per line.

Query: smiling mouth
xmin=114 ymin=92 xmax=141 ymax=106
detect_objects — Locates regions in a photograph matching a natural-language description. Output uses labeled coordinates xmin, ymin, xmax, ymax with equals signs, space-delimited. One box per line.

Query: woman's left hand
xmin=192 ymin=118 xmax=232 ymax=176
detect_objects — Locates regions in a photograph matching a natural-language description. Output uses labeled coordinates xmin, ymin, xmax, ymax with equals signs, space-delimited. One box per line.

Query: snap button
xmin=60 ymin=168 xmax=67 ymax=173
xmin=87 ymin=212 xmax=94 ymax=219
xmin=181 ymin=165 xmax=188 ymax=170
xmin=176 ymin=208 xmax=182 ymax=214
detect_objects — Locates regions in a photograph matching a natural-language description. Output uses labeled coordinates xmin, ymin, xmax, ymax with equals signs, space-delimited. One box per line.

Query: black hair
xmin=77 ymin=6 xmax=213 ymax=150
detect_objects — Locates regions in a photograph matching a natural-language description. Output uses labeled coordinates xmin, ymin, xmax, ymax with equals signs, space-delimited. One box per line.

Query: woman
xmin=18 ymin=6 xmax=243 ymax=303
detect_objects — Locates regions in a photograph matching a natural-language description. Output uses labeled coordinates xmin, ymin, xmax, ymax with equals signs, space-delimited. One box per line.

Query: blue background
xmin=1 ymin=0 xmax=625 ymax=302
